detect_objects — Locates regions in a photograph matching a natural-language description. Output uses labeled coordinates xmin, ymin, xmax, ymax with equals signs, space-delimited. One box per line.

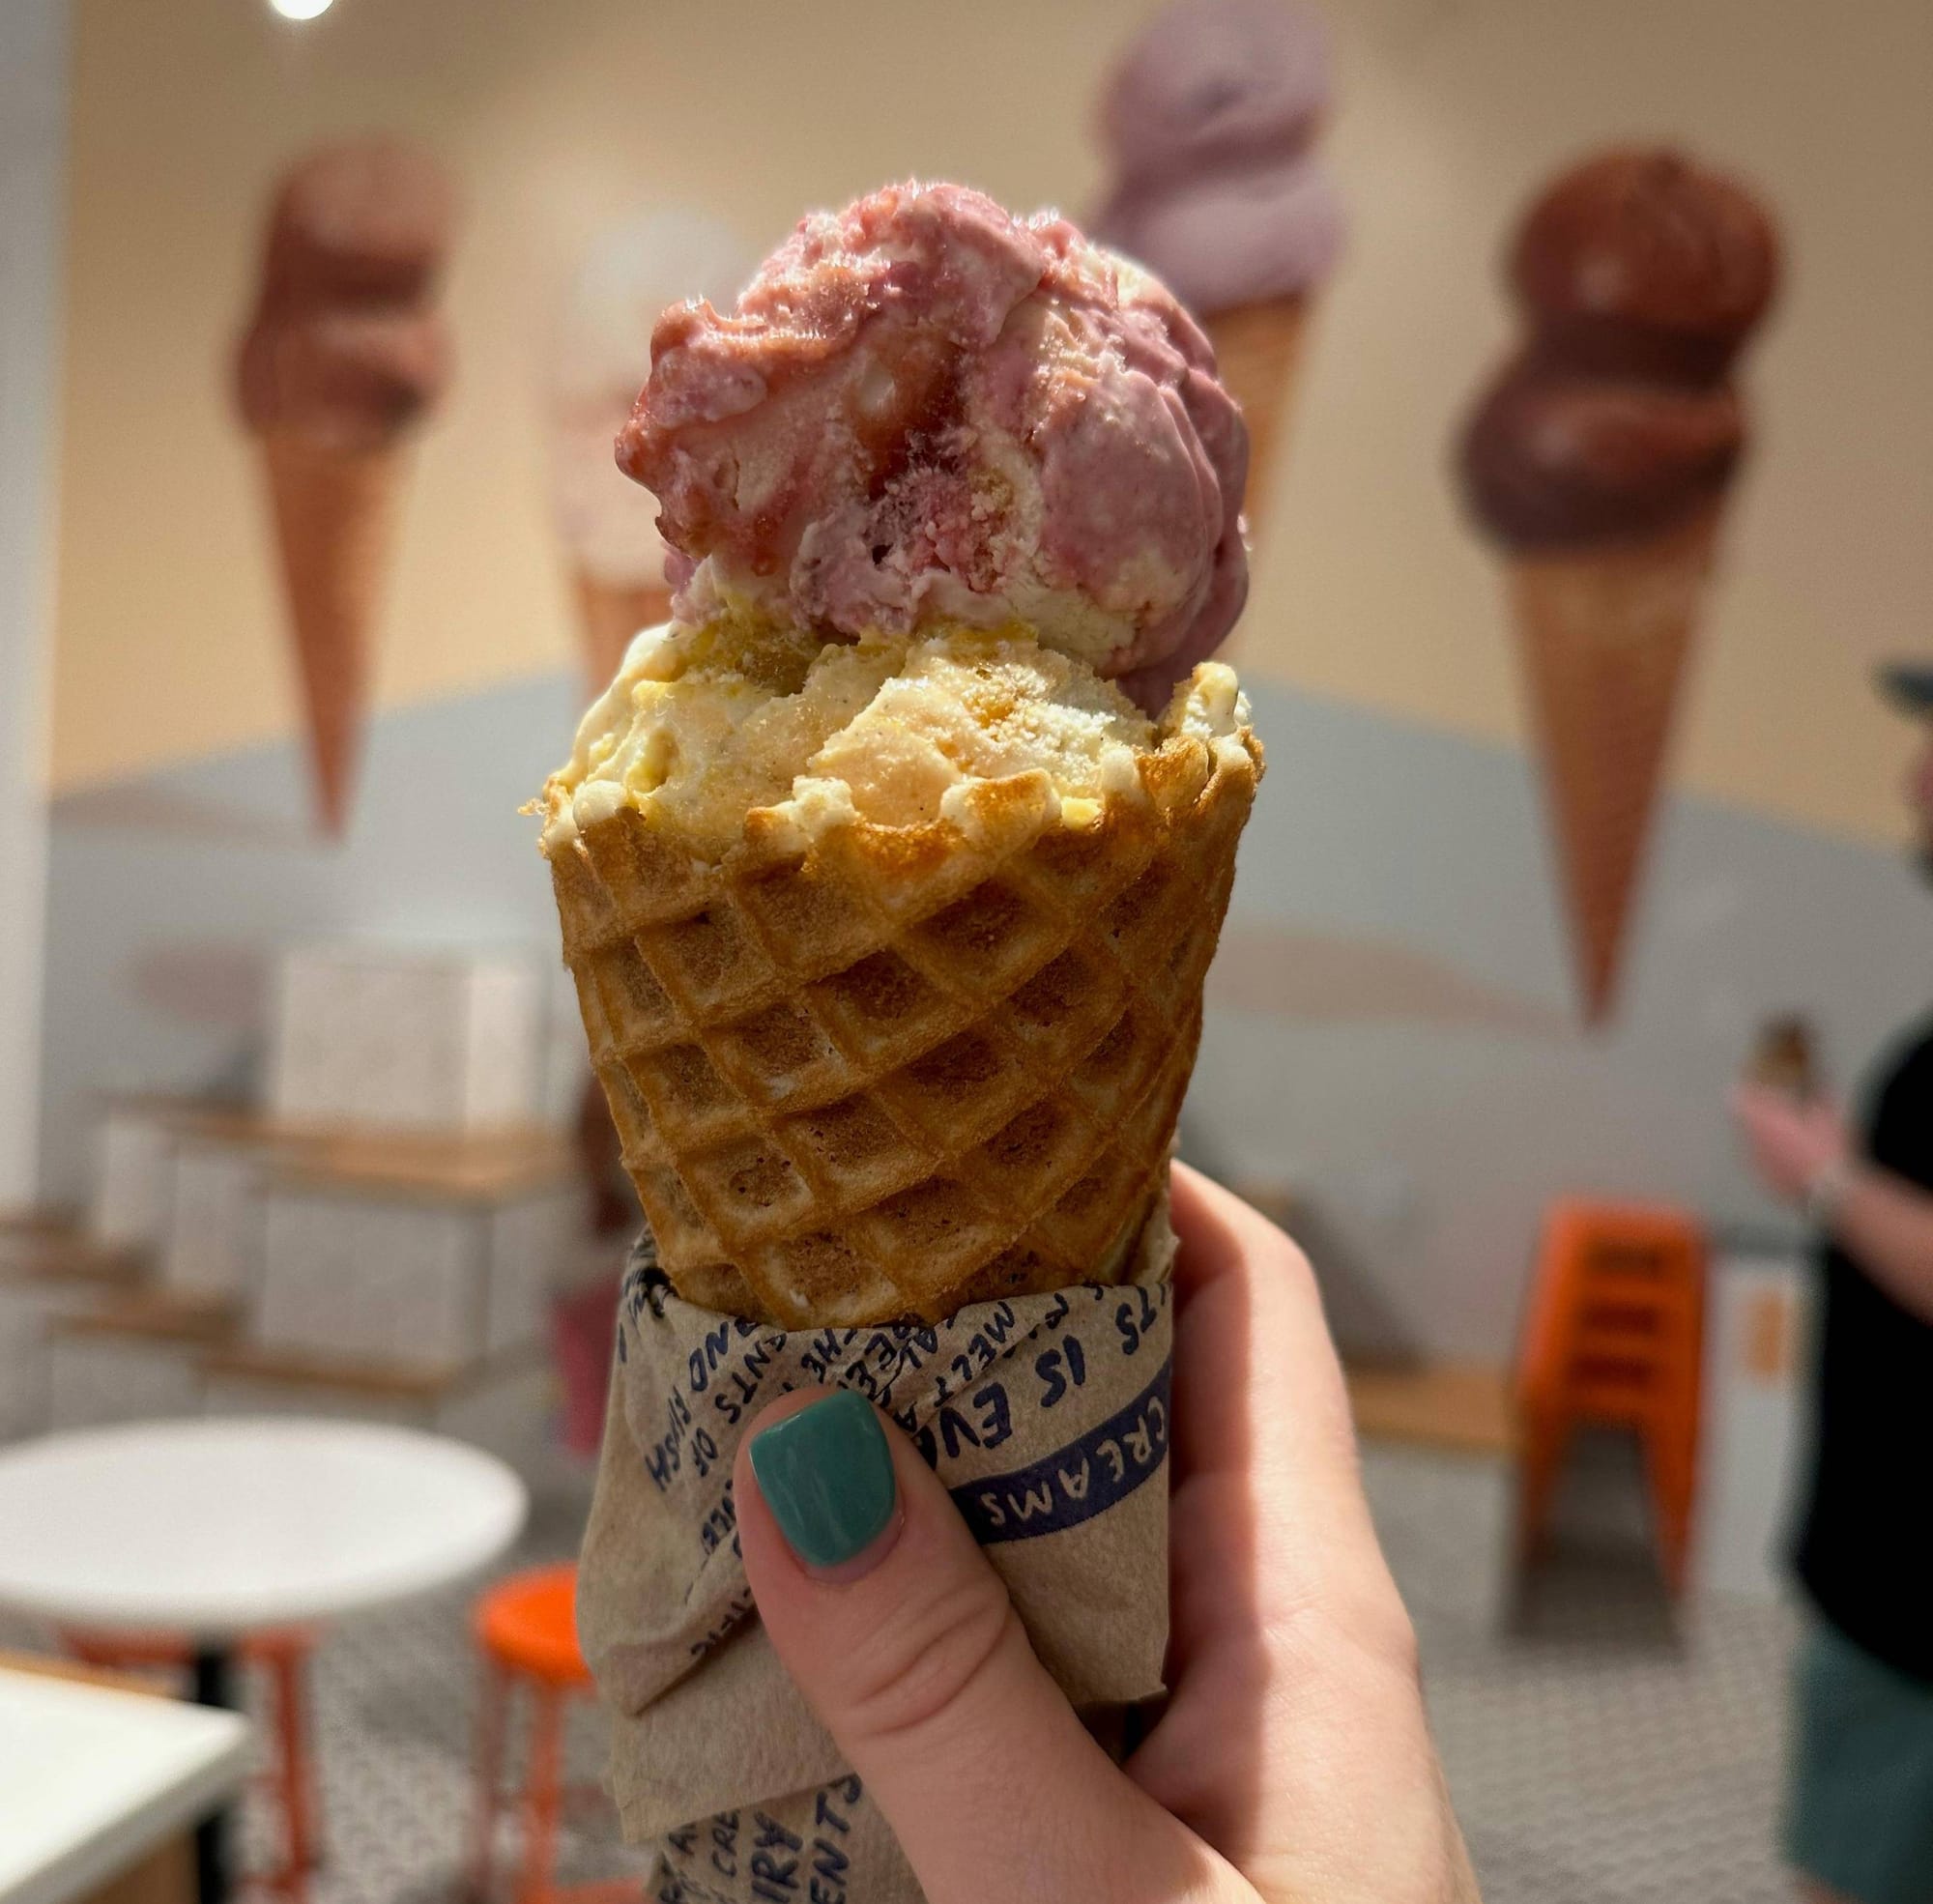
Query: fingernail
xmin=750 ymin=1392 xmax=898 ymax=1572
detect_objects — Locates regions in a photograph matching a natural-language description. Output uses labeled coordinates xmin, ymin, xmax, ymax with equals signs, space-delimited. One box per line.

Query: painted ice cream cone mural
xmin=236 ymin=142 xmax=455 ymax=836
xmin=1092 ymin=0 xmax=1345 ymax=533
xmin=549 ymin=213 xmax=752 ymax=695
xmin=1457 ymin=149 xmax=1779 ymax=1022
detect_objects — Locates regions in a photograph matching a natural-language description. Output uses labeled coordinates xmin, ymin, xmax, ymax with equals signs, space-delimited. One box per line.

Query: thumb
xmin=735 ymin=1388 xmax=1232 ymax=1904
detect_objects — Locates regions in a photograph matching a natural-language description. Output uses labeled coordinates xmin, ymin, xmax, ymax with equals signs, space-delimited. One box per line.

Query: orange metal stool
xmin=470 ymin=1563 xmax=623 ymax=1904
xmin=1514 ymin=1199 xmax=1707 ymax=1590
xmin=61 ymin=1627 xmax=322 ymax=1900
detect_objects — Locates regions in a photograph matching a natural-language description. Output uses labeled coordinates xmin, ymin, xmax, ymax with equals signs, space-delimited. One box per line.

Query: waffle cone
xmin=1506 ymin=508 xmax=1721 ymax=1022
xmin=1205 ymin=298 xmax=1312 ymax=533
xmin=260 ymin=436 xmax=405 ymax=835
xmin=546 ymin=725 xmax=1262 ymax=1325
xmin=572 ymin=572 xmax=674 ymax=695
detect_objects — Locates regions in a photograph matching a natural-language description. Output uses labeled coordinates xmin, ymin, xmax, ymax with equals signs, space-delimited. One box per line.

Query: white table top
xmin=0 ymin=1419 xmax=529 ymax=1637
xmin=0 ymin=1667 xmax=251 ymax=1904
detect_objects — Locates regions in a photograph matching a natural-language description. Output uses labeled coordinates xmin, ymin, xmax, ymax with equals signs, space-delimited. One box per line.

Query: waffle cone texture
xmin=546 ymin=722 xmax=1262 ymax=1325
xmin=1506 ymin=507 xmax=1719 ymax=1022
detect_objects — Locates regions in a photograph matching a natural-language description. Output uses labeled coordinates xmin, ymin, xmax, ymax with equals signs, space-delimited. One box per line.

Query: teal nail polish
xmin=750 ymin=1392 xmax=897 ymax=1571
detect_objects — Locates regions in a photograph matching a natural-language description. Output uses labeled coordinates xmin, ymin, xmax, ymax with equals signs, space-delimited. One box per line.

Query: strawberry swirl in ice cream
xmin=618 ymin=182 xmax=1250 ymax=710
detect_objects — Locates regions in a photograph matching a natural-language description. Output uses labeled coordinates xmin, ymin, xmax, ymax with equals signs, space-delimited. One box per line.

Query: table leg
xmin=190 ymin=1646 xmax=235 ymax=1904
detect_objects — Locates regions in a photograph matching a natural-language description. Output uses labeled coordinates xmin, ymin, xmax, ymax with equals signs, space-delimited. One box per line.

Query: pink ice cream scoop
xmin=1100 ymin=0 xmax=1331 ymax=183
xmin=1091 ymin=0 xmax=1344 ymax=314
xmin=1097 ymin=155 xmax=1344 ymax=316
xmin=618 ymin=181 xmax=1250 ymax=709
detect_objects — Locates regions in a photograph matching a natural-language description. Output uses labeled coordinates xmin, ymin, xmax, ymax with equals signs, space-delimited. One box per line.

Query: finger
xmin=1139 ymin=1167 xmax=1431 ymax=1884
xmin=1166 ymin=1162 xmax=1384 ymax=1573
xmin=736 ymin=1387 xmax=1239 ymax=1904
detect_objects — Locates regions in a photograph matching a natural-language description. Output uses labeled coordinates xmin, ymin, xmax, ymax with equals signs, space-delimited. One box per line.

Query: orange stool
xmin=470 ymin=1563 xmax=616 ymax=1904
xmin=1514 ymin=1199 xmax=1707 ymax=1590
xmin=61 ymin=1627 xmax=321 ymax=1900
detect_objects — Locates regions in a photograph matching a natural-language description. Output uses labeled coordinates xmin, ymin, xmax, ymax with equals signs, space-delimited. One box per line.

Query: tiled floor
xmin=3 ymin=1448 xmax=1801 ymax=1903
xmin=245 ymin=1489 xmax=644 ymax=1904
xmin=1365 ymin=1444 xmax=1798 ymax=1904
xmin=0 ymin=1487 xmax=643 ymax=1904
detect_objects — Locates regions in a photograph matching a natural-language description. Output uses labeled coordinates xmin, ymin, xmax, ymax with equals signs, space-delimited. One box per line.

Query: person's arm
xmin=1733 ymin=1083 xmax=1933 ymax=1323
xmin=1828 ymin=1165 xmax=1933 ymax=1320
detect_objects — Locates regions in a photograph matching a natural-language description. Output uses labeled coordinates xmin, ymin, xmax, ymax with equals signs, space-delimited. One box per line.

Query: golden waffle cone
xmin=260 ymin=436 xmax=404 ymax=835
xmin=1205 ymin=298 xmax=1312 ymax=533
xmin=1506 ymin=508 xmax=1721 ymax=1023
xmin=572 ymin=572 xmax=674 ymax=696
xmin=545 ymin=721 xmax=1262 ymax=1325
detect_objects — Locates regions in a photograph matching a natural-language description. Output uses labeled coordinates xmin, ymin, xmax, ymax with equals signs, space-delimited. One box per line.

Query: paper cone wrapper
xmin=584 ymin=1206 xmax=1179 ymax=1903
xmin=573 ymin=571 xmax=674 ymax=696
xmin=1205 ymin=297 xmax=1312 ymax=534
xmin=260 ymin=436 xmax=404 ymax=835
xmin=546 ymin=720 xmax=1262 ymax=1327
xmin=1506 ymin=508 xmax=1721 ymax=1022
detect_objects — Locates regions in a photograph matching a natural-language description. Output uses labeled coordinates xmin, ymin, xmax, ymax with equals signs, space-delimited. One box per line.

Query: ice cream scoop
xmin=255 ymin=140 xmax=457 ymax=314
xmin=238 ymin=306 xmax=451 ymax=454
xmin=1459 ymin=352 xmax=1744 ymax=549
xmin=619 ymin=181 xmax=1249 ymax=711
xmin=1099 ymin=0 xmax=1331 ymax=189
xmin=1091 ymin=0 xmax=1343 ymax=315
xmin=1458 ymin=145 xmax=1778 ymax=552
xmin=1511 ymin=149 xmax=1780 ymax=385
xmin=239 ymin=142 xmax=455 ymax=448
xmin=1094 ymin=152 xmax=1344 ymax=318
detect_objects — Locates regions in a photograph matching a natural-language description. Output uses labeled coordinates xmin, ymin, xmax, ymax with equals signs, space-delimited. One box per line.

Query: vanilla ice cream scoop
xmin=618 ymin=182 xmax=1250 ymax=710
xmin=543 ymin=613 xmax=1249 ymax=861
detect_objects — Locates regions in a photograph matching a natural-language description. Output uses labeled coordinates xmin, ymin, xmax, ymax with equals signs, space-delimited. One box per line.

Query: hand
xmin=1731 ymin=1083 xmax=1851 ymax=1204
xmin=733 ymin=1163 xmax=1481 ymax=1903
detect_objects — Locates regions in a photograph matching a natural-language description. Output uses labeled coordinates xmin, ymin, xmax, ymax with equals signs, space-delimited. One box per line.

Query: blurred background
xmin=1 ymin=1 xmax=1929 ymax=1901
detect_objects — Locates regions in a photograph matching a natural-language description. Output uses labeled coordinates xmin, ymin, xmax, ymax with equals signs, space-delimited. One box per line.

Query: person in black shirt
xmin=1733 ymin=663 xmax=1933 ymax=1904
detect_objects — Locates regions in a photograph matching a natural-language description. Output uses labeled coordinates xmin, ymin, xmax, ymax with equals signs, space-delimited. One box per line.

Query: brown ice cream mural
xmin=236 ymin=142 xmax=456 ymax=835
xmin=1457 ymin=148 xmax=1779 ymax=1023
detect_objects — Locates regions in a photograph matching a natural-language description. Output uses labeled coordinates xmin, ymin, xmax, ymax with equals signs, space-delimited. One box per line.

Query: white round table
xmin=0 ymin=1419 xmax=530 ymax=1904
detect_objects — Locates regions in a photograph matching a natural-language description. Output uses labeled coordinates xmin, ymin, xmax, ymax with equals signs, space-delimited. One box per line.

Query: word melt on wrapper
xmin=579 ymin=1206 xmax=1179 ymax=1904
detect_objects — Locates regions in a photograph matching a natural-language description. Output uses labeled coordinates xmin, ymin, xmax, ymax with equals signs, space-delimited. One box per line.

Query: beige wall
xmin=1256 ymin=0 xmax=1933 ymax=849
xmin=52 ymin=0 xmax=1933 ymax=846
